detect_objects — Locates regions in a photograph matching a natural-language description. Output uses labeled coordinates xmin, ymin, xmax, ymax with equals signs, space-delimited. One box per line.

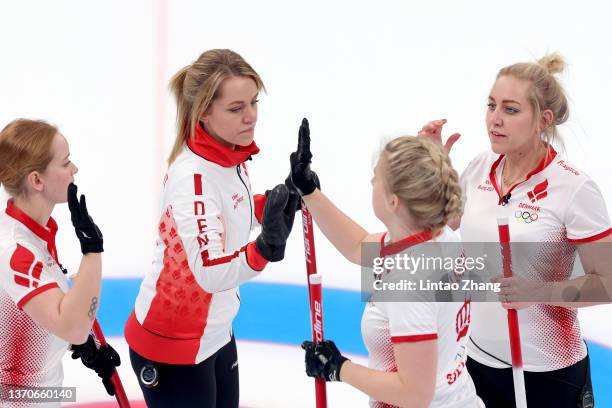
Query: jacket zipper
xmin=236 ymin=164 xmax=253 ymax=230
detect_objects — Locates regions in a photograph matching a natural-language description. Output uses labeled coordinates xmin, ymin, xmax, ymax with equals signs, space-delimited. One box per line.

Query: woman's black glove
xmin=288 ymin=118 xmax=320 ymax=197
xmin=301 ymin=339 xmax=349 ymax=382
xmin=71 ymin=335 xmax=121 ymax=395
xmin=67 ymin=183 xmax=103 ymax=254
xmin=255 ymin=184 xmax=299 ymax=261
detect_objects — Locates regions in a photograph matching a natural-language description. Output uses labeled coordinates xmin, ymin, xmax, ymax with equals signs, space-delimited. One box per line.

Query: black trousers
xmin=467 ymin=355 xmax=593 ymax=407
xmin=129 ymin=336 xmax=239 ymax=408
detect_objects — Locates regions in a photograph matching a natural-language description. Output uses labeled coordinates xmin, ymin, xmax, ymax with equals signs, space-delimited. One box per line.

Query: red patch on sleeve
xmin=9 ymin=244 xmax=41 ymax=288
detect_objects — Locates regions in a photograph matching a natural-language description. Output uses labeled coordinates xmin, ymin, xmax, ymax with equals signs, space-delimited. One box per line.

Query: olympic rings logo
xmin=515 ymin=210 xmax=538 ymax=223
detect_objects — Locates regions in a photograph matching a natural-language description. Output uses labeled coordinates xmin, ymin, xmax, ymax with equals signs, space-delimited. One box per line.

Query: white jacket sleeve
xmin=164 ymin=173 xmax=268 ymax=293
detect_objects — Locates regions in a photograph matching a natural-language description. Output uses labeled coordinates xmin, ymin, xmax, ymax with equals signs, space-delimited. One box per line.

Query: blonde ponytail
xmin=167 ymin=49 xmax=265 ymax=164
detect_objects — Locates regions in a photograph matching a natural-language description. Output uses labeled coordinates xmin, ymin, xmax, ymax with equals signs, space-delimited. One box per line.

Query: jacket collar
xmin=380 ymin=229 xmax=435 ymax=257
xmin=489 ymin=145 xmax=557 ymax=205
xmin=186 ymin=123 xmax=260 ymax=167
xmin=6 ymin=200 xmax=58 ymax=244
xmin=6 ymin=200 xmax=59 ymax=262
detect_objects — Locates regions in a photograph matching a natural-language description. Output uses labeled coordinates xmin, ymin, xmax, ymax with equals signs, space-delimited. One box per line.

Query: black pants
xmin=129 ymin=336 xmax=239 ymax=408
xmin=467 ymin=355 xmax=592 ymax=407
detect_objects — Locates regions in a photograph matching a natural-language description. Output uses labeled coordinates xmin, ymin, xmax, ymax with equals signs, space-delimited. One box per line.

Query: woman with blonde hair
xmin=292 ymin=119 xmax=483 ymax=407
xmin=0 ymin=119 xmax=119 ymax=406
xmin=124 ymin=49 xmax=299 ymax=407
xmin=419 ymin=53 xmax=611 ymax=407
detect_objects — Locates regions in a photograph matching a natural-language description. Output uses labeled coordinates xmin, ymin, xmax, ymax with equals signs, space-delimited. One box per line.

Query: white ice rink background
xmin=1 ymin=1 xmax=612 ymax=406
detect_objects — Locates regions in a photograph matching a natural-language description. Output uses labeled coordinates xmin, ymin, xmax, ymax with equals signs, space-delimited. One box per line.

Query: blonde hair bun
xmin=497 ymin=53 xmax=569 ymax=143
xmin=538 ymin=53 xmax=565 ymax=75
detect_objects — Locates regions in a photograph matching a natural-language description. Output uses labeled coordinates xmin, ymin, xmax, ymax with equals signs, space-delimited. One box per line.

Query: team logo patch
xmin=527 ymin=179 xmax=548 ymax=203
xmin=10 ymin=244 xmax=43 ymax=288
xmin=139 ymin=363 xmax=159 ymax=388
xmin=515 ymin=210 xmax=539 ymax=223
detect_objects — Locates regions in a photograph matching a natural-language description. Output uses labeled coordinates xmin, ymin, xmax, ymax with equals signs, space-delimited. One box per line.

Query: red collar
xmin=380 ymin=229 xmax=434 ymax=257
xmin=489 ymin=146 xmax=557 ymax=205
xmin=186 ymin=124 xmax=260 ymax=167
xmin=5 ymin=200 xmax=59 ymax=262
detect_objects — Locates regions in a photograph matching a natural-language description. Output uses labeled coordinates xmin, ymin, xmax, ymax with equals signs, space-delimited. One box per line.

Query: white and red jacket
xmin=125 ymin=125 xmax=269 ymax=364
xmin=0 ymin=201 xmax=70 ymax=397
xmin=460 ymin=147 xmax=612 ymax=371
xmin=363 ymin=228 xmax=481 ymax=408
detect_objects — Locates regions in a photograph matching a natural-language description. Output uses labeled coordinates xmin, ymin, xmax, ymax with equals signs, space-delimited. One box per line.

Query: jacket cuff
xmin=254 ymin=194 xmax=267 ymax=225
xmin=246 ymin=241 xmax=268 ymax=271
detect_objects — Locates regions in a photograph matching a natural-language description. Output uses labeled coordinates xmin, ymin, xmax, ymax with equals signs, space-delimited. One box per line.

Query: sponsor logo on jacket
xmin=232 ymin=193 xmax=245 ymax=210
xmin=558 ymin=160 xmax=580 ymax=176
xmin=477 ymin=179 xmax=494 ymax=192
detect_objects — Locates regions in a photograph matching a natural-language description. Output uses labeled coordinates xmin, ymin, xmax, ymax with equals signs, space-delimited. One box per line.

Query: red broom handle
xmin=92 ymin=320 xmax=131 ymax=408
xmin=301 ymin=202 xmax=327 ymax=408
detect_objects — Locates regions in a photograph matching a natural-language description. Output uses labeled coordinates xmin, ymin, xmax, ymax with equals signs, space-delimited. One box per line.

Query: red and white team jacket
xmin=460 ymin=147 xmax=612 ymax=371
xmin=0 ymin=201 xmax=70 ymax=394
xmin=362 ymin=228 xmax=482 ymax=408
xmin=125 ymin=125 xmax=269 ymax=364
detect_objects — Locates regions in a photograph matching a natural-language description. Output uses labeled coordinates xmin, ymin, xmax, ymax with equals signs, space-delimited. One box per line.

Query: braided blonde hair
xmin=381 ymin=136 xmax=462 ymax=232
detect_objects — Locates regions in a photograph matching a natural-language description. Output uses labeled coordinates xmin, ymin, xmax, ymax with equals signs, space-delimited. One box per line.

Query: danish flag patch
xmin=10 ymin=244 xmax=43 ymax=288
xmin=527 ymin=179 xmax=549 ymax=203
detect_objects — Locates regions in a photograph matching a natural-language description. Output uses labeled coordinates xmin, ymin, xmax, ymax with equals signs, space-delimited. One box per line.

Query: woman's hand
xmin=71 ymin=335 xmax=121 ymax=396
xmin=288 ymin=118 xmax=320 ymax=196
xmin=67 ymin=183 xmax=104 ymax=254
xmin=255 ymin=184 xmax=299 ymax=262
xmin=301 ymin=339 xmax=349 ymax=382
xmin=491 ymin=274 xmax=547 ymax=310
xmin=417 ymin=118 xmax=461 ymax=155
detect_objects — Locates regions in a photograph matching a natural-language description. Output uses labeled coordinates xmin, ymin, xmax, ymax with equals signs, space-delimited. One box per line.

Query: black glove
xmin=67 ymin=183 xmax=103 ymax=254
xmin=288 ymin=118 xmax=320 ymax=196
xmin=71 ymin=335 xmax=121 ymax=396
xmin=284 ymin=172 xmax=320 ymax=212
xmin=255 ymin=184 xmax=299 ymax=262
xmin=301 ymin=339 xmax=349 ymax=382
